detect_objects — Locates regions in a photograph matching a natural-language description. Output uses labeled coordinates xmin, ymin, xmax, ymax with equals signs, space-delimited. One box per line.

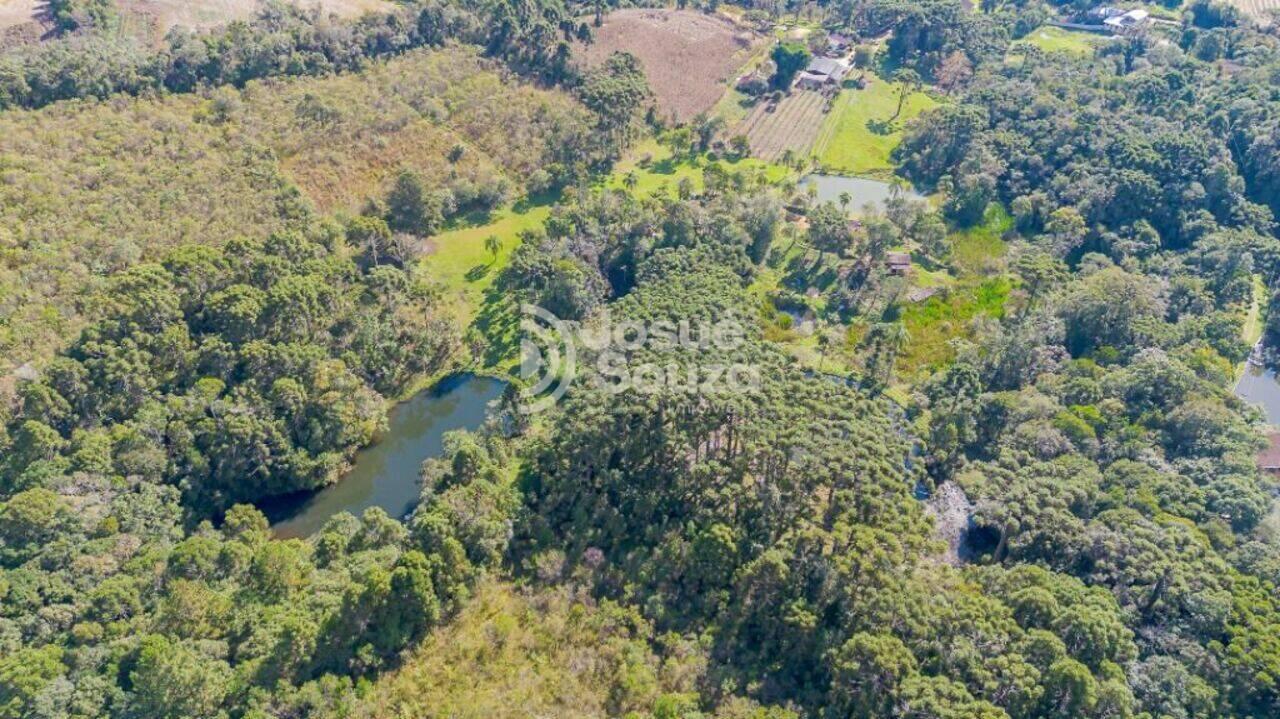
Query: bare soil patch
xmin=574 ymin=8 xmax=762 ymax=123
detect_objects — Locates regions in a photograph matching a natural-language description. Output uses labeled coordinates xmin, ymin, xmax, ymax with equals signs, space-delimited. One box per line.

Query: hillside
xmin=355 ymin=582 xmax=700 ymax=719
xmin=0 ymin=0 xmax=391 ymax=48
xmin=0 ymin=45 xmax=589 ymax=377
xmin=6 ymin=2 xmax=1280 ymax=719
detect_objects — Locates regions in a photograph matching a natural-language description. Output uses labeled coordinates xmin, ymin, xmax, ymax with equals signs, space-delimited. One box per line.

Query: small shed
xmin=886 ymin=252 xmax=911 ymax=275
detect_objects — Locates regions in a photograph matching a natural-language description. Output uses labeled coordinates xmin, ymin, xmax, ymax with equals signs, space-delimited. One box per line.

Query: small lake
xmin=799 ymin=174 xmax=923 ymax=212
xmin=265 ymin=373 xmax=508 ymax=538
xmin=1235 ymin=361 xmax=1280 ymax=426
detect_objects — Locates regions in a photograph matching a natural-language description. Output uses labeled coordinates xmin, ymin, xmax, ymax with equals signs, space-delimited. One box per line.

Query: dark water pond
xmin=264 ymin=373 xmax=507 ymax=538
xmin=798 ymin=174 xmax=923 ymax=211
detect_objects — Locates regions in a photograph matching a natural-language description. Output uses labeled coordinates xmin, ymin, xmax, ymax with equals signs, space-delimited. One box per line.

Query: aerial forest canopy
xmin=5 ymin=0 xmax=1280 ymax=717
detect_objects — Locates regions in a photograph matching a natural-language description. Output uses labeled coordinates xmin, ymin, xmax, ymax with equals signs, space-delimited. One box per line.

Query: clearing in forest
xmin=812 ymin=78 xmax=939 ymax=177
xmin=1010 ymin=26 xmax=1105 ymax=56
xmin=573 ymin=8 xmax=763 ymax=122
xmin=733 ymin=90 xmax=829 ymax=163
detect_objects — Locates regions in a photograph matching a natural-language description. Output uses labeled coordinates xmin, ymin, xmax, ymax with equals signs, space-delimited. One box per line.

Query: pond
xmin=264 ymin=373 xmax=508 ymax=538
xmin=798 ymin=174 xmax=923 ymax=212
xmin=1235 ymin=358 xmax=1280 ymax=426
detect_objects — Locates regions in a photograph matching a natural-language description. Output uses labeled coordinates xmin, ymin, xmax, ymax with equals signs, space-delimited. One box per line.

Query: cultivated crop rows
xmin=733 ymin=90 xmax=828 ymax=163
xmin=1232 ymin=0 xmax=1280 ymax=19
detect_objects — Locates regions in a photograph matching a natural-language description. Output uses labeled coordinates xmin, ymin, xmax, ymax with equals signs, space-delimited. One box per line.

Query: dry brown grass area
xmin=235 ymin=49 xmax=588 ymax=213
xmin=733 ymin=90 xmax=828 ymax=162
xmin=0 ymin=0 xmax=44 ymax=46
xmin=356 ymin=581 xmax=699 ymax=719
xmin=119 ymin=0 xmax=390 ymax=32
xmin=574 ymin=8 xmax=762 ymax=123
xmin=0 ymin=0 xmax=391 ymax=45
xmin=0 ymin=46 xmax=587 ymax=371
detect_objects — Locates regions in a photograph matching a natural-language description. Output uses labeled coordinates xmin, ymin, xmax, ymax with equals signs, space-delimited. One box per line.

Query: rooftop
xmin=806 ymin=57 xmax=849 ymax=77
xmin=886 ymin=252 xmax=911 ymax=268
xmin=1103 ymin=8 xmax=1150 ymax=26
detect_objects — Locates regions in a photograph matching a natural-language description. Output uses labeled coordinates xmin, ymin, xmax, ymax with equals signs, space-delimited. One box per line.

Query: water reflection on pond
xmin=798 ymin=174 xmax=922 ymax=212
xmin=264 ymin=373 xmax=507 ymax=538
xmin=1235 ymin=360 xmax=1280 ymax=426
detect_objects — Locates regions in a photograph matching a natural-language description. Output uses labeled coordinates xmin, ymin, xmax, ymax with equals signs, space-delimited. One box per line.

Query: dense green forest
xmin=5 ymin=0 xmax=1280 ymax=717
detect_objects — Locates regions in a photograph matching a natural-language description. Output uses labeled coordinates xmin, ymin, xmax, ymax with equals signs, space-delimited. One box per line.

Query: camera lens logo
xmin=519 ymin=304 xmax=576 ymax=414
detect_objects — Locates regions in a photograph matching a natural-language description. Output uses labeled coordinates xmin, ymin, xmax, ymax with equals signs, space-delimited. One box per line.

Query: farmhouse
xmin=795 ymin=57 xmax=850 ymax=90
xmin=1101 ymin=7 xmax=1150 ymax=29
xmin=886 ymin=252 xmax=911 ymax=275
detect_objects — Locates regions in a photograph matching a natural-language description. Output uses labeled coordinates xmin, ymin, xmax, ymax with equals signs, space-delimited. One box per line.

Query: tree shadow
xmin=650 ymin=156 xmax=683 ymax=175
xmin=781 ymin=250 xmax=841 ymax=291
xmin=512 ymin=188 xmax=561 ymax=214
xmin=472 ymin=280 xmax=520 ymax=371
xmin=443 ymin=207 xmax=497 ymax=231
xmin=465 ymin=264 xmax=491 ymax=282
xmin=867 ymin=118 xmax=896 ymax=135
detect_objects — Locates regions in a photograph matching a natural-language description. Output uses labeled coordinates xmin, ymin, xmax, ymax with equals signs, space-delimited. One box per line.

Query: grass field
xmin=895 ymin=205 xmax=1013 ymax=373
xmin=425 ymin=200 xmax=554 ymax=321
xmin=1235 ymin=273 xmax=1266 ymax=383
xmin=813 ymin=78 xmax=940 ymax=178
xmin=1244 ymin=274 xmax=1266 ymax=348
xmin=1011 ymin=26 xmax=1105 ymax=57
xmin=607 ymin=137 xmax=794 ymax=196
xmin=949 ymin=204 xmax=1012 ymax=276
xmin=420 ymin=196 xmax=555 ymax=375
xmin=898 ymin=277 xmax=1012 ymax=371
